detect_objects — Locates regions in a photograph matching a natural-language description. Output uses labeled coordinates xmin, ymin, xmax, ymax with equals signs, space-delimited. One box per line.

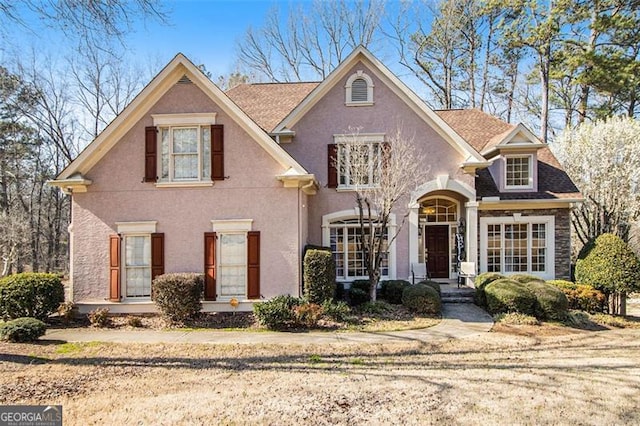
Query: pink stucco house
xmin=50 ymin=47 xmax=581 ymax=313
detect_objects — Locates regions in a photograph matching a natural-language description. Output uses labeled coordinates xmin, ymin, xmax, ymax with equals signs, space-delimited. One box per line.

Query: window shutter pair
xmin=144 ymin=125 xmax=224 ymax=182
xmin=109 ymin=233 xmax=164 ymax=301
xmin=203 ymin=231 xmax=261 ymax=301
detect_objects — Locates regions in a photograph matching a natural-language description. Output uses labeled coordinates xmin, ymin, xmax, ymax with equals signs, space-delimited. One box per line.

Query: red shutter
xmin=211 ymin=125 xmax=224 ymax=181
xmin=151 ymin=233 xmax=164 ymax=281
xmin=204 ymin=232 xmax=217 ymax=300
xmin=327 ymin=144 xmax=338 ymax=188
xmin=109 ymin=235 xmax=121 ymax=301
xmin=145 ymin=126 xmax=157 ymax=182
xmin=247 ymin=231 xmax=260 ymax=299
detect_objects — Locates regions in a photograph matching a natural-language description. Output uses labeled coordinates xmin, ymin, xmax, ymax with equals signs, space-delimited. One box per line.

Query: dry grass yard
xmin=1 ymin=323 xmax=640 ymax=425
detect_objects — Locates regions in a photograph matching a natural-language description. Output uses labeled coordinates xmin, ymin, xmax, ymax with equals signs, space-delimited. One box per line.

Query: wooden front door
xmin=425 ymin=225 xmax=449 ymax=279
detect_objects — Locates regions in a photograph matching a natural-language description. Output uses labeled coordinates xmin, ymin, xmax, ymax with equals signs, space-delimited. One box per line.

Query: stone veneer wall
xmin=477 ymin=208 xmax=571 ymax=280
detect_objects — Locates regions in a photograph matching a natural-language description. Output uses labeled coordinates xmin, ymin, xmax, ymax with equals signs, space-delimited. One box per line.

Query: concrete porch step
xmin=441 ymin=295 xmax=475 ymax=304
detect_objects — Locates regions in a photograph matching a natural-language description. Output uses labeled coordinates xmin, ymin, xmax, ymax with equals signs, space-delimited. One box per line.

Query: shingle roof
xmin=435 ymin=109 xmax=581 ymax=201
xmin=434 ymin=108 xmax=515 ymax=152
xmin=226 ymin=82 xmax=319 ymax=132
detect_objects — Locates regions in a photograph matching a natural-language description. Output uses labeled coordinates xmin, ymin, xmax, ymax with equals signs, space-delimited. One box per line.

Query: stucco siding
xmin=71 ymin=82 xmax=301 ymax=303
xmin=285 ymin=61 xmax=473 ymax=280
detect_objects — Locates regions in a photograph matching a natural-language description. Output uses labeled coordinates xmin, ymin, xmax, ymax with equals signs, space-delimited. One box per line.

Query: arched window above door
xmin=420 ymin=197 xmax=459 ymax=223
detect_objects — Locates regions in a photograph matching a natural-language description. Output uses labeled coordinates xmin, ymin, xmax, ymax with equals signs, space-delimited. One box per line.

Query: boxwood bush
xmin=418 ymin=280 xmax=441 ymax=296
xmin=303 ymin=249 xmax=336 ymax=304
xmin=348 ymin=287 xmax=369 ymax=307
xmin=401 ymin=284 xmax=441 ymax=315
xmin=484 ymin=279 xmax=537 ymax=316
xmin=473 ymin=272 xmax=504 ymax=307
xmin=0 ymin=273 xmax=65 ymax=321
xmin=0 ymin=317 xmax=47 ymax=342
xmin=152 ymin=273 xmax=203 ymax=323
xmin=522 ymin=280 xmax=569 ymax=320
xmin=380 ymin=280 xmax=410 ymax=304
xmin=253 ymin=295 xmax=303 ymax=329
xmin=509 ymin=274 xmax=544 ymax=284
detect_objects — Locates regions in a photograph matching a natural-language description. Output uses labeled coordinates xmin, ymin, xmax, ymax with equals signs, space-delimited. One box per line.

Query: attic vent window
xmin=345 ymin=70 xmax=374 ymax=106
xmin=178 ymin=75 xmax=192 ymax=84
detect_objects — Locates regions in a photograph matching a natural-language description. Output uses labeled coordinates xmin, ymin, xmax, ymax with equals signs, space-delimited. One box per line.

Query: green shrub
xmin=88 ymin=308 xmax=110 ymax=327
xmin=152 ymin=273 xmax=203 ymax=323
xmin=509 ymin=274 xmax=544 ymax=284
xmin=522 ymin=280 xmax=569 ymax=320
xmin=350 ymin=280 xmax=371 ymax=292
xmin=418 ymin=280 xmax=441 ymax=296
xmin=0 ymin=317 xmax=47 ymax=342
xmin=348 ymin=287 xmax=369 ymax=306
xmin=359 ymin=301 xmax=392 ymax=315
xmin=126 ymin=316 xmax=143 ymax=328
xmin=473 ymin=272 xmax=504 ymax=307
xmin=253 ymin=295 xmax=303 ymax=329
xmin=576 ymin=233 xmax=640 ymax=295
xmin=334 ymin=282 xmax=346 ymax=302
xmin=0 ymin=273 xmax=65 ymax=320
xmin=484 ymin=279 xmax=537 ymax=316
xmin=402 ymin=284 xmax=441 ymax=315
xmin=493 ymin=312 xmax=540 ymax=325
xmin=380 ymin=280 xmax=410 ymax=304
xmin=546 ymin=280 xmax=577 ymax=290
xmin=321 ymin=300 xmax=351 ymax=322
xmin=303 ymin=249 xmax=336 ymax=304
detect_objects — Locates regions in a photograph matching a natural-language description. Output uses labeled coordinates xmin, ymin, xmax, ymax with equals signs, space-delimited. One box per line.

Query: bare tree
xmin=334 ymin=128 xmax=429 ymax=301
xmin=237 ymin=0 xmax=384 ymax=82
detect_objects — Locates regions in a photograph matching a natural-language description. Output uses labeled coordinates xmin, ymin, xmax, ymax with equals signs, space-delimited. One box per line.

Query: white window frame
xmin=345 ymin=70 xmax=374 ymax=106
xmin=152 ymin=113 xmax=216 ymax=187
xmin=504 ymin=154 xmax=534 ymax=190
xmin=116 ymin=221 xmax=157 ymax=301
xmin=479 ymin=215 xmax=555 ymax=280
xmin=334 ymin=133 xmax=384 ymax=190
xmin=212 ymin=220 xmax=252 ymax=300
xmin=322 ymin=209 xmax=396 ymax=282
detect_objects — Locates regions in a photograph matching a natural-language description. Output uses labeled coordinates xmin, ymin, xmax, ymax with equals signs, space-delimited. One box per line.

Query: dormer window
xmin=505 ymin=154 xmax=533 ymax=189
xmin=345 ymin=71 xmax=374 ymax=106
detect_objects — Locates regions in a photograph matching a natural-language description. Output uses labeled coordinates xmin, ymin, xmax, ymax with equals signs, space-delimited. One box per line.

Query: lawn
xmin=1 ymin=325 xmax=639 ymax=425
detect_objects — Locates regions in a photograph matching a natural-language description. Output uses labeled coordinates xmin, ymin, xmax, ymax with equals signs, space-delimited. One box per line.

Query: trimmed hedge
xmin=575 ymin=233 xmax=640 ymax=295
xmin=474 ymin=272 xmax=504 ymax=307
xmin=253 ymin=295 xmax=303 ymax=329
xmin=0 ymin=273 xmax=65 ymax=321
xmin=509 ymin=274 xmax=544 ymax=284
xmin=303 ymin=249 xmax=336 ymax=304
xmin=152 ymin=273 xmax=203 ymax=323
xmin=522 ymin=281 xmax=569 ymax=320
xmin=401 ymin=284 xmax=441 ymax=315
xmin=419 ymin=280 xmax=441 ymax=296
xmin=0 ymin=317 xmax=47 ymax=342
xmin=484 ymin=279 xmax=537 ymax=316
xmin=380 ymin=280 xmax=410 ymax=304
xmin=348 ymin=288 xmax=369 ymax=307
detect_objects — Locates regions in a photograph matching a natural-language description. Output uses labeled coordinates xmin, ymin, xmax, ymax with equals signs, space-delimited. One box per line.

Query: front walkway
xmin=42 ymin=304 xmax=493 ymax=345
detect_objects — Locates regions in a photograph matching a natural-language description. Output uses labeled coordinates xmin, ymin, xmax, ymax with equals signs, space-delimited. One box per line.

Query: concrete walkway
xmin=43 ymin=304 xmax=494 ymax=345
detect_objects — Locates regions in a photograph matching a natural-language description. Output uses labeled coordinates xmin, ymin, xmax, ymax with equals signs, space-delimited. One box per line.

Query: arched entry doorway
xmin=418 ymin=197 xmax=459 ymax=278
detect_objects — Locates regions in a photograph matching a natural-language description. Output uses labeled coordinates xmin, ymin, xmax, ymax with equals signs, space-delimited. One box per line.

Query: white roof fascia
xmin=57 ymin=53 xmax=309 ymax=180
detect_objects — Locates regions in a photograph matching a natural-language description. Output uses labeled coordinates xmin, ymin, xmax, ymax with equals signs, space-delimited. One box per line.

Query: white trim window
xmin=159 ymin=126 xmax=210 ymax=181
xmin=322 ymin=210 xmax=396 ymax=282
xmin=218 ymin=233 xmax=247 ymax=298
xmin=345 ymin=70 xmax=374 ymax=106
xmin=504 ymin=155 xmax=533 ymax=189
xmin=335 ymin=134 xmax=384 ymax=189
xmin=123 ymin=234 xmax=151 ymax=298
xmin=480 ymin=215 xmax=555 ymax=279
xmin=152 ymin=113 xmax=216 ymax=183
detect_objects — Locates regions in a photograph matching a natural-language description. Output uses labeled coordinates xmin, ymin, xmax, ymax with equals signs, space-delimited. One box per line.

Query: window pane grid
xmin=506 ymin=156 xmax=530 ymax=187
xmin=159 ymin=125 xmax=210 ymax=182
xmin=330 ymin=223 xmax=388 ymax=280
xmin=124 ymin=235 xmax=151 ymax=298
xmin=219 ymin=234 xmax=246 ymax=298
xmin=485 ymin=222 xmax=548 ymax=275
xmin=337 ymin=142 xmax=381 ymax=188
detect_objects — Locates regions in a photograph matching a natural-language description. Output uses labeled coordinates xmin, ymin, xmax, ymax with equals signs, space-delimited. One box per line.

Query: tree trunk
xmin=369 ymin=269 xmax=380 ymax=302
xmin=609 ymin=292 xmax=627 ymax=316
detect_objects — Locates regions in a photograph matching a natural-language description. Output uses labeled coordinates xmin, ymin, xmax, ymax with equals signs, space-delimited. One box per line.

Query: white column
xmin=408 ymin=204 xmax=420 ymax=279
xmin=465 ymin=201 xmax=479 ymax=287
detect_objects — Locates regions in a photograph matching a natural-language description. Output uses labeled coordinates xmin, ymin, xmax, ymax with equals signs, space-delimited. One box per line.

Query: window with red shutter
xmin=204 ymin=232 xmax=217 ymax=301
